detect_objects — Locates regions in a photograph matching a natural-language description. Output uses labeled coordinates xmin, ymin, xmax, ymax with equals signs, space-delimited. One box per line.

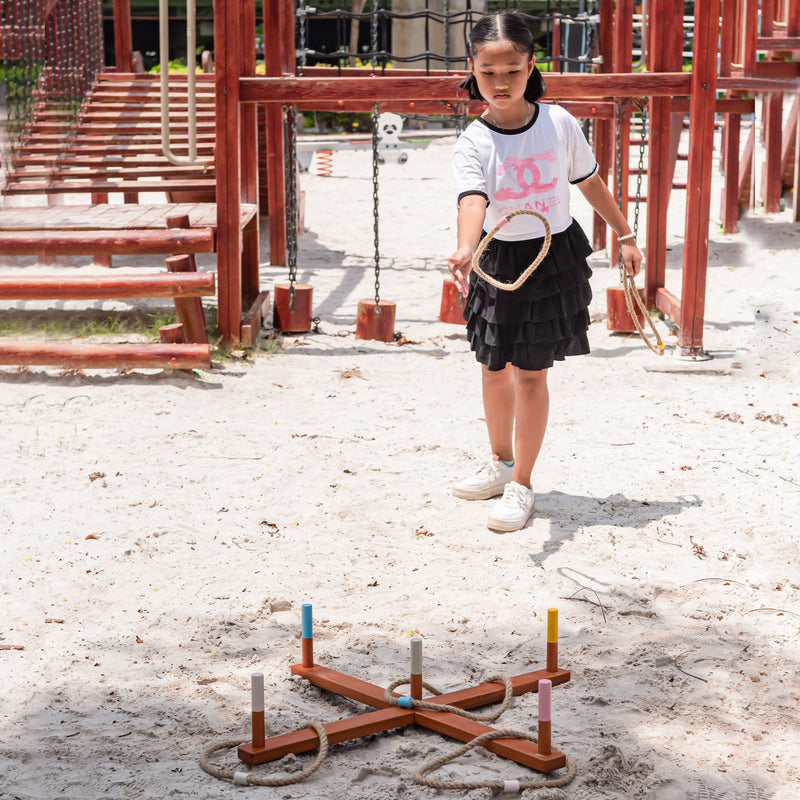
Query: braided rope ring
xmin=413 ymin=728 xmax=577 ymax=792
xmin=622 ymin=273 xmax=665 ymax=355
xmin=471 ymin=209 xmax=552 ymax=292
xmin=384 ymin=675 xmax=514 ymax=724
xmin=199 ymin=720 xmax=329 ymax=787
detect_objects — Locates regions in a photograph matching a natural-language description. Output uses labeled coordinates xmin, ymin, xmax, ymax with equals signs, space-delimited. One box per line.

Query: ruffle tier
xmin=464 ymin=219 xmax=594 ymax=372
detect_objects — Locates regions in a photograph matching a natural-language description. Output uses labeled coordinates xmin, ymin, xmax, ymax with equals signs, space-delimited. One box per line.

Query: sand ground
xmin=1 ymin=121 xmax=799 ymax=800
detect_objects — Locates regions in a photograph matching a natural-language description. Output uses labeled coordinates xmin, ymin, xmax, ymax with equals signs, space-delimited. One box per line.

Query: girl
xmin=449 ymin=11 xmax=642 ymax=533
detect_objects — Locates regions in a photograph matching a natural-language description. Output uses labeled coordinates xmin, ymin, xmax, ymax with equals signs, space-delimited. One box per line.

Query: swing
xmin=355 ymin=103 xmax=396 ymax=342
xmin=273 ymin=104 xmax=314 ymax=333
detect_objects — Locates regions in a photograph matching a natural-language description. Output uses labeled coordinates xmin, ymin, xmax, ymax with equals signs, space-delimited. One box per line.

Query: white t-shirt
xmin=452 ymin=103 xmax=598 ymax=241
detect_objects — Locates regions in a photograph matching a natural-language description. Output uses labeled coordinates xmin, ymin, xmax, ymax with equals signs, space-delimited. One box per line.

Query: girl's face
xmin=469 ymin=39 xmax=535 ymax=110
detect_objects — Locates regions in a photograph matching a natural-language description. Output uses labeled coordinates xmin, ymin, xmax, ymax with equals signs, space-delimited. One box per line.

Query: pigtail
xmin=459 ymin=73 xmax=484 ymax=101
xmin=524 ymin=65 xmax=546 ymax=102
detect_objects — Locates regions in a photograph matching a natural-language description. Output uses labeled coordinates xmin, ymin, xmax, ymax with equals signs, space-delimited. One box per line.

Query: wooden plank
xmin=237 ymin=708 xmax=415 ymax=765
xmin=239 ymin=73 xmax=693 ymax=104
xmin=0 ymin=273 xmax=215 ymax=300
xmin=413 ymin=710 xmax=567 ymax=772
xmin=655 ymin=287 xmax=681 ymax=325
xmin=290 ymin=664 xmax=570 ymax=710
xmin=2 ymin=179 xmax=216 ymax=195
xmin=240 ymin=290 xmax=271 ymax=348
xmin=0 ymin=342 xmax=211 ymax=370
xmin=0 ymin=228 xmax=215 ymax=256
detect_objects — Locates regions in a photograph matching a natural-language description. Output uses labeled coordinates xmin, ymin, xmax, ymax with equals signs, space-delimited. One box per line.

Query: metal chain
xmin=631 ymin=98 xmax=648 ymax=243
xmin=371 ymin=102 xmax=381 ymax=312
xmin=283 ymin=104 xmax=299 ymax=310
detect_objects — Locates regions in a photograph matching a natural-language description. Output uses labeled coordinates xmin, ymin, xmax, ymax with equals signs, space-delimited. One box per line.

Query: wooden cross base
xmin=238 ymin=662 xmax=571 ymax=773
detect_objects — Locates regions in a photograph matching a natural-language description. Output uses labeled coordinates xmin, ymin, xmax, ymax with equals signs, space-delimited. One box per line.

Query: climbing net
xmin=295 ymin=0 xmax=600 ymax=74
xmin=0 ymin=0 xmax=103 ymax=181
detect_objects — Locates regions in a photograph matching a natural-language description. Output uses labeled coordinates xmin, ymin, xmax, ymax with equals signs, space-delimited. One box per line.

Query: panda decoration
xmin=377 ymin=112 xmax=409 ymax=164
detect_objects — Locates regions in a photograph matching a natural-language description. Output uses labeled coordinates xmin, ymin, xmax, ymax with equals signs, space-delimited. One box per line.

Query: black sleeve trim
xmin=569 ymin=163 xmax=599 ymax=185
xmin=458 ymin=190 xmax=489 ymax=206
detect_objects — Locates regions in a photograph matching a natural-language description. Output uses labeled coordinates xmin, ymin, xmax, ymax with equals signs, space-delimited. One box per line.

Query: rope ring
xmin=622 ymin=274 xmax=665 ymax=355
xmin=413 ymin=728 xmax=577 ymax=792
xmin=199 ymin=720 xmax=329 ymax=787
xmin=471 ymin=209 xmax=552 ymax=292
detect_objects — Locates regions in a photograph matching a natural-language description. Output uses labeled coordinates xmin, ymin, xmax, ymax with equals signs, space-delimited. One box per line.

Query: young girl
xmin=449 ymin=11 xmax=642 ymax=533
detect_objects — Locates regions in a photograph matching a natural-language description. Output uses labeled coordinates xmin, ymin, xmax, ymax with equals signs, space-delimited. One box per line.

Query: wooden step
xmin=0 ymin=272 xmax=215 ymax=300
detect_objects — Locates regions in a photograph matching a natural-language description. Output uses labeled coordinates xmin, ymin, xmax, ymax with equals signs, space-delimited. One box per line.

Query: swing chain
xmin=631 ymin=97 xmax=648 ymax=246
xmin=370 ymin=0 xmax=379 ymax=68
xmin=371 ymin=102 xmax=382 ymax=314
xmin=283 ymin=104 xmax=299 ymax=310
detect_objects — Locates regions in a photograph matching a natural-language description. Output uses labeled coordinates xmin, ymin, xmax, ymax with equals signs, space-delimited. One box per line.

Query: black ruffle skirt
xmin=464 ymin=219 xmax=593 ymax=372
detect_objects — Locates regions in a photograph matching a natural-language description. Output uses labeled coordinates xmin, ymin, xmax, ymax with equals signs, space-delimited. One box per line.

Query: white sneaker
xmin=487 ymin=481 xmax=535 ymax=532
xmin=452 ymin=458 xmax=514 ymax=500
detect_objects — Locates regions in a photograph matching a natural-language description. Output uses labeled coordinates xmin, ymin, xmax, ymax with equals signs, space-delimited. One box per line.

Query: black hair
xmin=459 ymin=11 xmax=546 ymax=103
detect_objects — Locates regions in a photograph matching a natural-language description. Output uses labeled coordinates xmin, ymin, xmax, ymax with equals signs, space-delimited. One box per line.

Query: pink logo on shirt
xmin=494 ymin=149 xmax=558 ymax=201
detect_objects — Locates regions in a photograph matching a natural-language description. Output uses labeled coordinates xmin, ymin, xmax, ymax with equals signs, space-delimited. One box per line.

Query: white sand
xmin=1 ymin=128 xmax=799 ymax=800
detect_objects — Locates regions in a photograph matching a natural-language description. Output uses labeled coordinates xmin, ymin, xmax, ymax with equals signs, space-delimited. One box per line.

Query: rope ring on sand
xmin=471 ymin=209 xmax=552 ymax=292
xmin=199 ymin=720 xmax=329 ymax=787
xmin=622 ymin=273 xmax=665 ymax=355
xmin=413 ymin=728 xmax=577 ymax=792
xmin=384 ymin=675 xmax=514 ymax=724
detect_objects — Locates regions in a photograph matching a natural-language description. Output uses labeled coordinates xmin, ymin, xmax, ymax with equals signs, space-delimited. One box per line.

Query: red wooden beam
xmin=238 ymin=72 xmax=693 ymax=104
xmin=0 ymin=273 xmax=215 ymax=300
xmin=0 ymin=228 xmax=215 ymax=256
xmin=0 ymin=342 xmax=211 ymax=370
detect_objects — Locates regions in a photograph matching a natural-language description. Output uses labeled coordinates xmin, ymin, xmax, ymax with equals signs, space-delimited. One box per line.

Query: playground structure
xmin=200 ymin=604 xmax=572 ymax=788
xmin=0 ymin=1 xmax=798 ymax=366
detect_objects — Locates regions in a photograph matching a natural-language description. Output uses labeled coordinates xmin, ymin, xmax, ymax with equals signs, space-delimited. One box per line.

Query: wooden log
xmin=0 ymin=342 xmax=211 ymax=370
xmin=239 ymin=73 xmax=694 ymax=104
xmin=166 ymin=255 xmax=208 ymax=345
xmin=0 ymin=229 xmax=215 ymax=256
xmin=240 ymin=290 xmax=271 ymax=348
xmin=159 ymin=323 xmax=187 ymax=344
xmin=0 ymin=273 xmax=215 ymax=300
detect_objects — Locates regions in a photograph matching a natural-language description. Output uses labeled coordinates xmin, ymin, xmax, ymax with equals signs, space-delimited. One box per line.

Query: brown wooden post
xmin=112 ymin=0 xmax=133 ymax=72
xmin=214 ymin=0 xmax=244 ymax=344
xmin=679 ymin=0 xmax=721 ymax=355
xmin=644 ymin=0 xmax=684 ymax=305
xmin=592 ymin=0 xmax=615 ymax=251
xmin=719 ymin=0 xmax=742 ymax=234
xmin=742 ymin=0 xmax=758 ymax=75
xmin=262 ymin=0 xmax=293 ymax=269
xmin=788 ymin=0 xmax=800 ymax=36
xmin=240 ymin=0 xmax=261 ymax=305
xmin=793 ymin=97 xmax=800 ymax=223
xmin=762 ymin=55 xmax=784 ymax=213
xmin=611 ymin=0 xmax=634 ymax=258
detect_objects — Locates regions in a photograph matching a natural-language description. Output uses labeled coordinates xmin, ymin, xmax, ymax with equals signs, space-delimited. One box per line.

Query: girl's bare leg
xmin=481 ymin=364 xmax=515 ymax=462
xmin=510 ymin=367 xmax=549 ymax=488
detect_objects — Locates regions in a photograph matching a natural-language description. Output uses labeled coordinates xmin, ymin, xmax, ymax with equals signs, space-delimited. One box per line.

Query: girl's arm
xmin=448 ymin=194 xmax=487 ymax=296
xmin=577 ymin=173 xmax=643 ymax=277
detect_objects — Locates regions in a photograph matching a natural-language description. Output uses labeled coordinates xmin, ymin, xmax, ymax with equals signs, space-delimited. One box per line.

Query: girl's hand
xmin=621 ymin=241 xmax=643 ymax=278
xmin=448 ymin=245 xmax=474 ymax=297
